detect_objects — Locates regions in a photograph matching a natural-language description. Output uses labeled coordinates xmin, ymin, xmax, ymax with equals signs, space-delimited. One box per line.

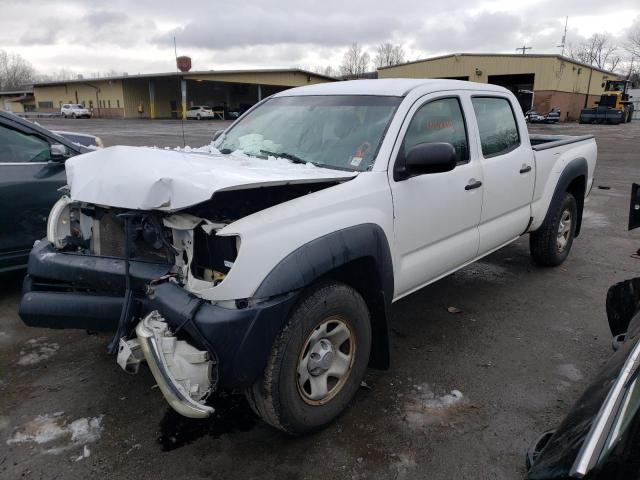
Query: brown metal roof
xmin=34 ymin=68 xmax=337 ymax=87
xmin=377 ymin=53 xmax=619 ymax=75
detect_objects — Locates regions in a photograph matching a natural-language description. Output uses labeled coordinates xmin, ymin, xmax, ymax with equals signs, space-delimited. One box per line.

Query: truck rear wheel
xmin=530 ymin=192 xmax=578 ymax=267
xmin=245 ymin=281 xmax=371 ymax=435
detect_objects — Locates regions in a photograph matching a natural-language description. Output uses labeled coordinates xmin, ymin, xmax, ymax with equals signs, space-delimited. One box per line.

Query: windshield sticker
xmin=350 ymin=156 xmax=363 ymax=167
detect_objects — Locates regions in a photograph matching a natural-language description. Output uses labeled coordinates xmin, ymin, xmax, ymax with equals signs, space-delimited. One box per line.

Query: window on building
xmin=108 ymin=100 xmax=111 ymax=108
xmin=82 ymin=101 xmax=86 ymax=107
xmin=402 ymin=97 xmax=469 ymax=164
xmin=0 ymin=124 xmax=52 ymax=163
xmin=471 ymin=97 xmax=520 ymax=157
xmin=38 ymin=101 xmax=54 ymax=109
xmin=116 ymin=99 xmax=120 ymax=108
xmin=89 ymin=100 xmax=93 ymax=108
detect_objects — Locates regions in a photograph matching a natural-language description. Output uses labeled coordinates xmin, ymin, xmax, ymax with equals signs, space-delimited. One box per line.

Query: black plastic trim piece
xmin=255 ymin=223 xmax=394 ymax=369
xmin=530 ymin=134 xmax=594 ymax=151
xmin=27 ymin=240 xmax=172 ymax=293
xmin=540 ymin=157 xmax=588 ymax=237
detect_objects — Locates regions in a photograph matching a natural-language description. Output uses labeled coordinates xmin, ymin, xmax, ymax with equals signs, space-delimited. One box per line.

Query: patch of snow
xmin=557 ymin=363 xmax=583 ymax=382
xmin=404 ymin=384 xmax=466 ymax=427
xmin=17 ymin=338 xmax=59 ymax=366
xmin=7 ymin=413 xmax=104 ymax=457
xmin=0 ymin=331 xmax=10 ymax=343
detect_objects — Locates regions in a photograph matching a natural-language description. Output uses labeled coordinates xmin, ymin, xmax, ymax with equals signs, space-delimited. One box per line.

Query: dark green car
xmin=0 ymin=111 xmax=90 ymax=272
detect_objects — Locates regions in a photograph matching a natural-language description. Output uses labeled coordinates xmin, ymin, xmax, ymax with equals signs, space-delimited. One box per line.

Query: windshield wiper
xmin=259 ymin=149 xmax=309 ymax=165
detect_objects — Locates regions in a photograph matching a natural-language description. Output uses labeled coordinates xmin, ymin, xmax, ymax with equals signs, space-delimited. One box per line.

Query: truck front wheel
xmin=530 ymin=192 xmax=578 ymax=267
xmin=245 ymin=281 xmax=372 ymax=435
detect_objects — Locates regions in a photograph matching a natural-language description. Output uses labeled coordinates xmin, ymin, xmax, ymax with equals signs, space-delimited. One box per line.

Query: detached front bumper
xmin=19 ymin=240 xmax=300 ymax=388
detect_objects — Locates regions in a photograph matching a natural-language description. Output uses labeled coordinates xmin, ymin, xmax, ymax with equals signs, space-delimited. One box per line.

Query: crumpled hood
xmin=65 ymin=145 xmax=357 ymax=211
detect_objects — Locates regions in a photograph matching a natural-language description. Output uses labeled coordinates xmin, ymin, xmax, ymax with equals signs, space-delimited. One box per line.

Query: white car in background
xmin=61 ymin=104 xmax=91 ymax=119
xmin=186 ymin=105 xmax=215 ymax=120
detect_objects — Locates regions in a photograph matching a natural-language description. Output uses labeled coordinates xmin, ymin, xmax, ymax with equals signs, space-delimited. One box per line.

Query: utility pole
xmin=516 ymin=45 xmax=532 ymax=55
xmin=557 ymin=17 xmax=568 ymax=56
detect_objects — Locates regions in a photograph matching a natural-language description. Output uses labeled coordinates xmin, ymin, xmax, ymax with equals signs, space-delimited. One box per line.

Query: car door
xmin=470 ymin=95 xmax=535 ymax=254
xmin=0 ymin=120 xmax=67 ymax=270
xmin=390 ymin=93 xmax=483 ymax=299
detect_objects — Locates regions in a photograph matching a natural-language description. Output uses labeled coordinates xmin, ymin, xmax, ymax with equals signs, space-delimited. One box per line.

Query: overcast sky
xmin=1 ymin=0 xmax=639 ymax=76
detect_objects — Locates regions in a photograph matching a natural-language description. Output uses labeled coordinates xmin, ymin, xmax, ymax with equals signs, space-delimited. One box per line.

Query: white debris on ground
xmin=17 ymin=337 xmax=60 ymax=366
xmin=403 ymin=384 xmax=466 ymax=427
xmin=7 ymin=412 xmax=104 ymax=458
xmin=0 ymin=331 xmax=10 ymax=343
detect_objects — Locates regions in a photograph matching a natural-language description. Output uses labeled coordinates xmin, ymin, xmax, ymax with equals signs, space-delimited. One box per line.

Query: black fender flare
xmin=255 ymin=223 xmax=394 ymax=369
xmin=541 ymin=157 xmax=588 ymax=237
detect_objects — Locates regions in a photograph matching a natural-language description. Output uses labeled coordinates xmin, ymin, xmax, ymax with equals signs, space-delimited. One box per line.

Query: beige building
xmin=0 ymin=88 xmax=35 ymax=114
xmin=378 ymin=53 xmax=618 ymax=121
xmin=33 ymin=68 xmax=335 ymax=119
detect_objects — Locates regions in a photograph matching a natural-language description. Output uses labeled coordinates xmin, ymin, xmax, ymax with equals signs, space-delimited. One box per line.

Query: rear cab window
xmin=471 ymin=96 xmax=520 ymax=157
xmin=402 ymin=97 xmax=469 ymax=164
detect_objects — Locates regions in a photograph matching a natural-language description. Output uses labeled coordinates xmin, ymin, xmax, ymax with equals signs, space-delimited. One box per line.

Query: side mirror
xmin=395 ymin=142 xmax=457 ymax=180
xmin=50 ymin=143 xmax=69 ymax=161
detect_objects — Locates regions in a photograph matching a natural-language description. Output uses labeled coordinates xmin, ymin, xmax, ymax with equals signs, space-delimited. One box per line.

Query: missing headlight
xmin=191 ymin=227 xmax=238 ymax=285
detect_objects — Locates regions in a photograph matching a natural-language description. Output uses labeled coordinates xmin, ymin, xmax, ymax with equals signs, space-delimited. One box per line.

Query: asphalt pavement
xmin=1 ymin=119 xmax=639 ymax=479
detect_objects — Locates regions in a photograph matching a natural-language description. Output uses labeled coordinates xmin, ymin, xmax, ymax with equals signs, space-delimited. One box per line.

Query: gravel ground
xmin=1 ymin=119 xmax=639 ymax=480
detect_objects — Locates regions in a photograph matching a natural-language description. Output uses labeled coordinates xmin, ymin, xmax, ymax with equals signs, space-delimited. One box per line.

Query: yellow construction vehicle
xmin=580 ymin=79 xmax=634 ymax=124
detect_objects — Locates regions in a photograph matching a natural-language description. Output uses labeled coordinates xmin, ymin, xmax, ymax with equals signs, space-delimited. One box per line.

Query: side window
xmin=0 ymin=124 xmax=52 ymax=163
xmin=402 ymin=97 xmax=469 ymax=163
xmin=471 ymin=97 xmax=520 ymax=157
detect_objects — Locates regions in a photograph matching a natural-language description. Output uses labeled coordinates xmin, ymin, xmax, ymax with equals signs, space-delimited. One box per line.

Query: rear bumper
xmin=19 ymin=241 xmax=300 ymax=388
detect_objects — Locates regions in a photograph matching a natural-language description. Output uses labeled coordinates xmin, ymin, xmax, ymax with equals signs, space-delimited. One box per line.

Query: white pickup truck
xmin=20 ymin=79 xmax=597 ymax=435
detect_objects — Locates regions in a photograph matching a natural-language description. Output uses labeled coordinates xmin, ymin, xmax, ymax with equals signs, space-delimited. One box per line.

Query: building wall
xmin=378 ymin=55 xmax=614 ymax=120
xmin=534 ymin=91 xmax=600 ymax=121
xmin=122 ymin=78 xmax=151 ymax=118
xmin=34 ymin=80 xmax=125 ymax=117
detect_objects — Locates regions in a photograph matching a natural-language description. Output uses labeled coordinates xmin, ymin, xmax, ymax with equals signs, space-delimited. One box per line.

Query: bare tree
xmin=626 ymin=22 xmax=640 ymax=57
xmin=374 ymin=42 xmax=405 ymax=68
xmin=0 ymin=50 xmax=35 ymax=91
xmin=38 ymin=68 xmax=77 ymax=82
xmin=339 ymin=43 xmax=371 ymax=79
xmin=569 ymin=34 xmax=621 ymax=71
xmin=312 ymin=65 xmax=336 ymax=77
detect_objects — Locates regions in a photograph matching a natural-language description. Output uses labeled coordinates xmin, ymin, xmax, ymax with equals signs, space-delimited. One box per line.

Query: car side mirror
xmin=395 ymin=142 xmax=457 ymax=181
xmin=50 ymin=143 xmax=69 ymax=161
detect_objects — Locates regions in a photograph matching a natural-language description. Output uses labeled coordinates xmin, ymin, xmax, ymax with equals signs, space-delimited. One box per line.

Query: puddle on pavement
xmin=157 ymin=392 xmax=257 ymax=451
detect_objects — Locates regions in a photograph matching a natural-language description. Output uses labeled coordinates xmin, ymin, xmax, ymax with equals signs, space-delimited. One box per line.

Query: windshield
xmin=215 ymin=95 xmax=401 ymax=171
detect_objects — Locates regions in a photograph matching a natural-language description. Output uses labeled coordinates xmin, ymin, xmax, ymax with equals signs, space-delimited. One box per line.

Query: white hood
xmin=65 ymin=145 xmax=357 ymax=211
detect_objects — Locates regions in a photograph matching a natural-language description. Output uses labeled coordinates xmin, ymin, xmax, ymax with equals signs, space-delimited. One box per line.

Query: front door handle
xmin=465 ymin=180 xmax=482 ymax=190
xmin=520 ymin=165 xmax=532 ymax=174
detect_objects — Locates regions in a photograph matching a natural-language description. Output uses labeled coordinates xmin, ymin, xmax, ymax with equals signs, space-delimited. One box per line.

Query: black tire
xmin=197 ymin=114 xmax=201 ymax=120
xmin=245 ymin=281 xmax=372 ymax=435
xmin=530 ymin=192 xmax=578 ymax=267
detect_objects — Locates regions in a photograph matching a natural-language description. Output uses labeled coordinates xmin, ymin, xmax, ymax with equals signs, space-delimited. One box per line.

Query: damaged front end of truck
xmin=19 ymin=145 xmax=356 ymax=418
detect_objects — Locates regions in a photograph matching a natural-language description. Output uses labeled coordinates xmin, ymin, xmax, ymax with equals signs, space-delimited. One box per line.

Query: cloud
xmin=0 ymin=0 xmax=637 ymax=76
